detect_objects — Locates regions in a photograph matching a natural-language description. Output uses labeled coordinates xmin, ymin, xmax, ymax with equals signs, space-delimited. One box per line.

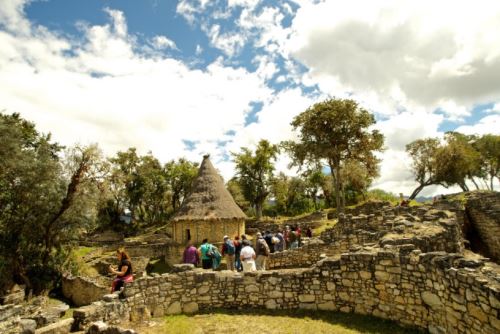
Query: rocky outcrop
xmin=464 ymin=192 xmax=500 ymax=263
xmin=0 ymin=297 xmax=70 ymax=334
xmin=62 ymin=275 xmax=109 ymax=307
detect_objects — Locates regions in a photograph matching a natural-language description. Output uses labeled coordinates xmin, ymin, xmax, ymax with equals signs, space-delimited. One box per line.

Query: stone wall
xmin=267 ymin=240 xmax=335 ymax=269
xmin=62 ymin=275 xmax=109 ymax=307
xmin=327 ymin=200 xmax=392 ymax=219
xmin=245 ymin=212 xmax=326 ymax=235
xmin=74 ymin=246 xmax=500 ymax=334
xmin=465 ymin=192 xmax=500 ymax=263
xmin=321 ymin=205 xmax=464 ymax=254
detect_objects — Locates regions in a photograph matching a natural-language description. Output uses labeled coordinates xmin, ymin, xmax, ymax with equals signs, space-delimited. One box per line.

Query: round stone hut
xmin=171 ymin=154 xmax=247 ymax=245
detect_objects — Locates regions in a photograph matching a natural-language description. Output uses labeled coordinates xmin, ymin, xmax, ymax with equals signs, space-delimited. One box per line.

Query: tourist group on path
xmin=182 ymin=225 xmax=312 ymax=272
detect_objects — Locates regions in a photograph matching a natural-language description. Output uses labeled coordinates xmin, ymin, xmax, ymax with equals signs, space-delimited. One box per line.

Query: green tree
xmin=474 ymin=134 xmax=500 ymax=190
xmin=302 ymin=166 xmax=326 ymax=210
xmin=164 ymin=158 xmax=199 ymax=212
xmin=0 ymin=113 xmax=101 ymax=292
xmin=406 ymin=138 xmax=442 ymax=199
xmin=232 ymin=139 xmax=279 ymax=219
xmin=341 ymin=159 xmax=379 ymax=204
xmin=283 ymin=98 xmax=384 ymax=213
xmin=227 ymin=177 xmax=251 ymax=213
xmin=434 ymin=132 xmax=482 ymax=191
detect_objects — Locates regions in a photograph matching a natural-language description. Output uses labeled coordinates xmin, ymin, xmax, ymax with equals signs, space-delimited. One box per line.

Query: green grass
xmin=74 ymin=246 xmax=96 ymax=258
xmin=136 ymin=309 xmax=420 ymax=334
xmin=312 ymin=219 xmax=337 ymax=236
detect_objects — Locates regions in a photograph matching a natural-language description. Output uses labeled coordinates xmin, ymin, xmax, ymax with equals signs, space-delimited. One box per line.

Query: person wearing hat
xmin=221 ymin=235 xmax=236 ymax=271
xmin=255 ymin=232 xmax=270 ymax=271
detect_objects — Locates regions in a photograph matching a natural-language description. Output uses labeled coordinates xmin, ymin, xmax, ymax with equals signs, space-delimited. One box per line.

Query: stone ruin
xmin=1 ymin=191 xmax=499 ymax=334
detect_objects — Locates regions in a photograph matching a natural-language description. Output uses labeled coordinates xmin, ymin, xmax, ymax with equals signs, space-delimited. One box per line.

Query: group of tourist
xmin=106 ymin=225 xmax=314 ymax=292
xmin=182 ymin=225 xmax=313 ymax=272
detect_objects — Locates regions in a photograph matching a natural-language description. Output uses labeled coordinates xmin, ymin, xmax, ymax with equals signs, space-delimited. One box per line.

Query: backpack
xmin=225 ymin=240 xmax=235 ymax=255
xmin=258 ymin=239 xmax=270 ymax=256
xmin=203 ymin=244 xmax=214 ymax=258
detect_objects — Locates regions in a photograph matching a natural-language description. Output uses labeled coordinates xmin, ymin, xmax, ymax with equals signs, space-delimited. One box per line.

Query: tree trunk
xmin=491 ymin=175 xmax=494 ymax=191
xmin=255 ymin=202 xmax=263 ymax=220
xmin=330 ymin=162 xmax=342 ymax=214
xmin=458 ymin=182 xmax=468 ymax=192
xmin=42 ymin=155 xmax=89 ymax=265
xmin=409 ymin=184 xmax=425 ymax=200
xmin=470 ymin=177 xmax=480 ymax=190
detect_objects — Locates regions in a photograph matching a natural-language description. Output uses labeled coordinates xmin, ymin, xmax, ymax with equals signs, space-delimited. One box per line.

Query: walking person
xmin=255 ymin=232 xmax=270 ymax=270
xmin=221 ymin=235 xmax=236 ymax=271
xmin=240 ymin=240 xmax=256 ymax=272
xmin=198 ymin=239 xmax=213 ymax=269
xmin=182 ymin=241 xmax=199 ymax=267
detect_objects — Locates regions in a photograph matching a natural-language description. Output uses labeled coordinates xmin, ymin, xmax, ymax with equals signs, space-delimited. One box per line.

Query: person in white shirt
xmin=239 ymin=240 xmax=256 ymax=272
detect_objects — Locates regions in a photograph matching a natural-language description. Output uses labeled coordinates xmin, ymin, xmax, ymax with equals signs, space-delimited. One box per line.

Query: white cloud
xmin=288 ymin=0 xmax=500 ymax=119
xmin=485 ymin=103 xmax=500 ymax=114
xmin=228 ymin=0 xmax=261 ymax=10
xmin=0 ymin=0 xmax=31 ymax=34
xmin=0 ymin=6 xmax=271 ymax=167
xmin=151 ymin=35 xmax=178 ymax=50
xmin=203 ymin=24 xmax=246 ymax=57
xmin=195 ymin=44 xmax=203 ymax=55
xmin=455 ymin=114 xmax=500 ymax=135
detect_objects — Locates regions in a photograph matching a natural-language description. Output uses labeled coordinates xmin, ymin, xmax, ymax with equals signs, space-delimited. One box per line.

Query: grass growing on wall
xmin=136 ymin=309 xmax=420 ymax=334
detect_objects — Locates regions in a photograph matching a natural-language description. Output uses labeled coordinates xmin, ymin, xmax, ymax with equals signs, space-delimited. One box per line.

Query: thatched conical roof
xmin=172 ymin=155 xmax=247 ymax=221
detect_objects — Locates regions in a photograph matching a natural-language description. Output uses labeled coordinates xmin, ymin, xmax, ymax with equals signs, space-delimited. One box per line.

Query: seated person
xmin=109 ymin=247 xmax=133 ymax=292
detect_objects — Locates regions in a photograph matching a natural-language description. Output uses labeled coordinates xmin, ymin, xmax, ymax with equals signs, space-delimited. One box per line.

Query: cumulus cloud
xmin=0 ymin=5 xmax=271 ymax=169
xmin=288 ymin=0 xmax=500 ymax=119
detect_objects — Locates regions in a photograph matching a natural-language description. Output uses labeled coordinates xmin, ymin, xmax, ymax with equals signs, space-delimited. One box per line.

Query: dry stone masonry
xmin=71 ymin=194 xmax=500 ymax=334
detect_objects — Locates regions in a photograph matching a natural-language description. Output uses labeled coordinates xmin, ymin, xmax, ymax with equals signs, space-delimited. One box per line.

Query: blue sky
xmin=1 ymin=0 xmax=499 ymax=196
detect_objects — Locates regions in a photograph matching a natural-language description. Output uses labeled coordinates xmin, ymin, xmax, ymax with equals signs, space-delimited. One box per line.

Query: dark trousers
xmin=202 ymin=258 xmax=213 ymax=269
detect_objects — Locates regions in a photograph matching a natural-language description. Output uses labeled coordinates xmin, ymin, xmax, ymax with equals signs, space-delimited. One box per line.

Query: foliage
xmin=366 ymin=189 xmax=399 ymax=203
xmin=0 ymin=112 xmax=101 ymax=292
xmin=283 ymin=98 xmax=384 ymax=213
xmin=474 ymin=134 xmax=500 ymax=190
xmin=271 ymin=172 xmax=315 ymax=216
xmin=164 ymin=158 xmax=199 ymax=212
xmin=406 ymin=133 xmax=499 ymax=198
xmin=232 ymin=139 xmax=279 ymax=219
xmin=100 ymin=153 xmax=198 ymax=231
xmin=226 ymin=177 xmax=251 ymax=212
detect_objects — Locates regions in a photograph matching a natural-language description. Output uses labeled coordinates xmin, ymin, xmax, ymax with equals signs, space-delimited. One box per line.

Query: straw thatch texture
xmin=172 ymin=155 xmax=247 ymax=221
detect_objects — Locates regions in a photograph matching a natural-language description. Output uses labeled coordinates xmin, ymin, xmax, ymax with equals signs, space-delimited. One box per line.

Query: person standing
xmin=264 ymin=230 xmax=274 ymax=253
xmin=274 ymin=231 xmax=284 ymax=252
xmin=255 ymin=232 xmax=270 ymax=270
xmin=284 ymin=225 xmax=291 ymax=249
xmin=289 ymin=228 xmax=298 ymax=249
xmin=234 ymin=235 xmax=243 ymax=271
xmin=221 ymin=235 xmax=236 ymax=271
xmin=198 ymin=239 xmax=213 ymax=269
xmin=239 ymin=240 xmax=256 ymax=272
xmin=182 ymin=241 xmax=199 ymax=267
